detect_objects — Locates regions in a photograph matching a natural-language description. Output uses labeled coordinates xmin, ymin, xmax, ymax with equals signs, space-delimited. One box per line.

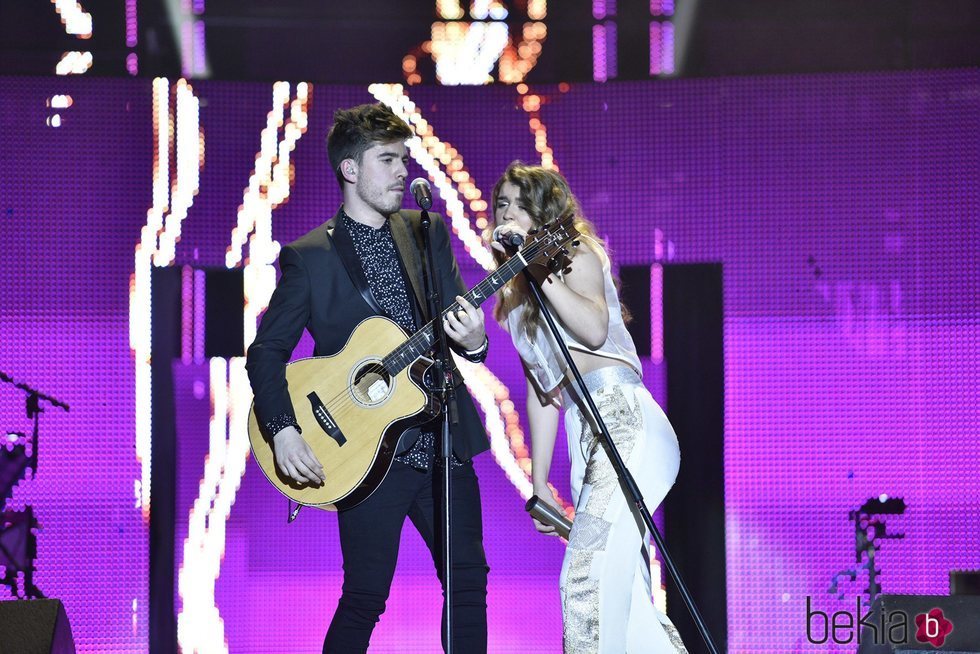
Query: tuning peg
xmin=561 ymin=247 xmax=569 ymax=255
xmin=572 ymin=240 xmax=580 ymax=247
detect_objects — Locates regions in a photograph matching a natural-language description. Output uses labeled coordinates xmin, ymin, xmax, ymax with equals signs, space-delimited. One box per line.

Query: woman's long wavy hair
xmin=489 ymin=162 xmax=627 ymax=337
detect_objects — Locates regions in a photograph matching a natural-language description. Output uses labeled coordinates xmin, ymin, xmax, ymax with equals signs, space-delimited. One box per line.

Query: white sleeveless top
xmin=502 ymin=238 xmax=642 ymax=395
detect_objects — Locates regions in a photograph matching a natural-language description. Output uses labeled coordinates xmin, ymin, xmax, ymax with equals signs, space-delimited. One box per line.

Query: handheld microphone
xmin=492 ymin=225 xmax=524 ymax=248
xmin=410 ymin=177 xmax=433 ymax=210
xmin=525 ymin=495 xmax=572 ymax=540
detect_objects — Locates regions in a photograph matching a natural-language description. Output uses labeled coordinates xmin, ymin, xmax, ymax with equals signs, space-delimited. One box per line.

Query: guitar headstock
xmin=521 ymin=213 xmax=581 ymax=274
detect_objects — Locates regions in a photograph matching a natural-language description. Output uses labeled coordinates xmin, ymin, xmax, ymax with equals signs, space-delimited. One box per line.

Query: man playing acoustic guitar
xmin=246 ymin=103 xmax=490 ymax=653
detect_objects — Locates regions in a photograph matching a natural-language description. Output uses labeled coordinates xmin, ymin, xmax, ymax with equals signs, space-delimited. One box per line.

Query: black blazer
xmin=245 ymin=208 xmax=490 ymax=462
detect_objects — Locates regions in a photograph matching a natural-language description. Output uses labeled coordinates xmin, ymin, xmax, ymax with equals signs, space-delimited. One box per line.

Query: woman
xmin=490 ymin=163 xmax=688 ymax=653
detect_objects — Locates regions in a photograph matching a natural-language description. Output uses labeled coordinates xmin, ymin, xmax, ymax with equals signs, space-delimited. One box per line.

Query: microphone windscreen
xmin=410 ymin=177 xmax=429 ymax=194
xmin=410 ymin=177 xmax=432 ymax=209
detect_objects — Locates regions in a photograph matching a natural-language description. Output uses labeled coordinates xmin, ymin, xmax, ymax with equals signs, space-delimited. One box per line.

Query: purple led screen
xmin=1 ymin=70 xmax=978 ymax=652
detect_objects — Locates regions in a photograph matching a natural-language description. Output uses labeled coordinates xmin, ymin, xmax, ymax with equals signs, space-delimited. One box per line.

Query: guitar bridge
xmin=306 ymin=392 xmax=346 ymax=446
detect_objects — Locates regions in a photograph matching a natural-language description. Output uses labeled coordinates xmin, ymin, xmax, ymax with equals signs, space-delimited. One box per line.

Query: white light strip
xmin=432 ymin=21 xmax=509 ymax=85
xmin=225 ymin=82 xmax=288 ymax=268
xmin=456 ymin=358 xmax=532 ymax=498
xmin=652 ymin=558 xmax=666 ymax=611
xmin=498 ymin=22 xmax=548 ymax=84
xmin=176 ymin=358 xmax=231 ymax=654
xmin=132 ymin=78 xmax=204 ymax=524
xmin=51 ymin=0 xmax=92 ymax=37
xmin=514 ymin=83 xmax=558 ymax=169
xmin=437 ymin=0 xmax=465 ymax=19
xmin=55 ymin=51 xmax=93 ymax=75
xmin=155 ymin=79 xmax=201 ymax=266
xmin=130 ymin=77 xmax=171 ymax=519
xmin=48 ymin=94 xmax=73 ymax=108
xmin=226 ymin=81 xmax=310 ymax=269
xmin=527 ymin=0 xmax=547 ymax=20
xmin=176 ymin=82 xmax=311 ymax=653
xmin=470 ymin=0 xmax=493 ymax=19
xmin=227 ymin=81 xmax=310 ymax=347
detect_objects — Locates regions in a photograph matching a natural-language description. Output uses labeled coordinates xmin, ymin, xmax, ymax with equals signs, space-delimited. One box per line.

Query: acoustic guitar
xmin=247 ymin=216 xmax=579 ymax=510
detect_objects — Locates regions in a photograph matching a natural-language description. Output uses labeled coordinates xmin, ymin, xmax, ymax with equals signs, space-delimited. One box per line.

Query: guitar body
xmin=247 ymin=316 xmax=437 ymax=511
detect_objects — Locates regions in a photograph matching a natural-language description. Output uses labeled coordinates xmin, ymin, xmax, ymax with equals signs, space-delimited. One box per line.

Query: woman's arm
xmin=527 ymin=376 xmax=561 ymax=535
xmin=537 ymin=242 xmax=609 ymax=349
xmin=491 ymin=228 xmax=609 ymax=348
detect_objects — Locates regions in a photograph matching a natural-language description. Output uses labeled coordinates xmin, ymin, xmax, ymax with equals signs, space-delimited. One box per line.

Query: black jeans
xmin=323 ymin=460 xmax=489 ymax=653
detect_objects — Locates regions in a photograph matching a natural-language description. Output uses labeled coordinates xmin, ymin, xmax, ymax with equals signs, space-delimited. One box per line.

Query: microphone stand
xmin=419 ymin=208 xmax=459 ymax=653
xmin=522 ymin=269 xmax=721 ymax=654
xmin=0 ymin=370 xmax=69 ymax=600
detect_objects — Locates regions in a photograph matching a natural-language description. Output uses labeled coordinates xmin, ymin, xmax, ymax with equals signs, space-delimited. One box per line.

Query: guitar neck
xmin=383 ymin=253 xmax=530 ymax=373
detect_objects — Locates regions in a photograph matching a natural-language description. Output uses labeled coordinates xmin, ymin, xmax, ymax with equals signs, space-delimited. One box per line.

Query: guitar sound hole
xmin=352 ymin=364 xmax=392 ymax=406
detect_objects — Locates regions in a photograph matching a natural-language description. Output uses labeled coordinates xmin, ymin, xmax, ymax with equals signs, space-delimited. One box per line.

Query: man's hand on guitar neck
xmin=443 ymin=295 xmax=487 ymax=353
xmin=273 ymin=426 xmax=326 ymax=486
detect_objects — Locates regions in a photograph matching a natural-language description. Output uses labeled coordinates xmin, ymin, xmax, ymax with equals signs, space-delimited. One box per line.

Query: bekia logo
xmin=806 ymin=597 xmax=954 ymax=647
xmin=915 ymin=608 xmax=954 ymax=648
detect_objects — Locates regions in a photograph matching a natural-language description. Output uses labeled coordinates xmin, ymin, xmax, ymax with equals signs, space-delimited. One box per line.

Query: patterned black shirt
xmin=343 ymin=210 xmax=459 ymax=471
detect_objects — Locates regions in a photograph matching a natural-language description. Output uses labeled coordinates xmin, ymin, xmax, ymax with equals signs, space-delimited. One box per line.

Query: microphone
xmin=492 ymin=225 xmax=524 ymax=248
xmin=525 ymin=495 xmax=572 ymax=540
xmin=410 ymin=177 xmax=433 ymax=210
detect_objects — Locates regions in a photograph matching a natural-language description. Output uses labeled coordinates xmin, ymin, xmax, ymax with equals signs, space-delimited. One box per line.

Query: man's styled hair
xmin=326 ymin=103 xmax=413 ymax=187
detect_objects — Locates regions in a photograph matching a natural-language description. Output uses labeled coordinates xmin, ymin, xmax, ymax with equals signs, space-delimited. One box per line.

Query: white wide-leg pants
xmin=559 ymin=366 xmax=688 ymax=654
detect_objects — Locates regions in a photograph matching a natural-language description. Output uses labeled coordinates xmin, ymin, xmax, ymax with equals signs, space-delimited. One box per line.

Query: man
xmin=245 ymin=103 xmax=490 ymax=653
